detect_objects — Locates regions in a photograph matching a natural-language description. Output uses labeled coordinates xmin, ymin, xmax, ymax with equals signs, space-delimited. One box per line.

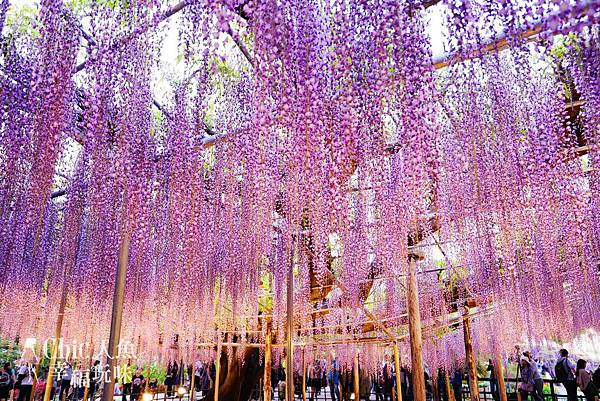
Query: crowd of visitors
xmin=285 ymin=348 xmax=600 ymax=401
xmin=0 ymin=348 xmax=598 ymax=401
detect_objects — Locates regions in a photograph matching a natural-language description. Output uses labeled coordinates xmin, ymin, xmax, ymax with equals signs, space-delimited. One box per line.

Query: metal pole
xmin=393 ymin=343 xmax=403 ymax=401
xmin=407 ymin=256 xmax=426 ymax=401
xmin=286 ymin=241 xmax=294 ymax=401
xmin=101 ymin=233 xmax=131 ymax=401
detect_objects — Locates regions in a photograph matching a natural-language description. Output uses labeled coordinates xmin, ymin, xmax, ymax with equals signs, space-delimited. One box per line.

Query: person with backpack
xmin=59 ymin=362 xmax=73 ymax=401
xmin=16 ymin=364 xmax=34 ymax=401
xmin=555 ymin=349 xmax=577 ymax=401
xmin=592 ymin=366 xmax=600 ymax=390
xmin=576 ymin=359 xmax=598 ymax=401
xmin=0 ymin=364 xmax=12 ymax=401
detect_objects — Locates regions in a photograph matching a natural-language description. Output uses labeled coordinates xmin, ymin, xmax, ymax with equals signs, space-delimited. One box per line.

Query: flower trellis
xmin=0 ymin=0 xmax=599 ymax=381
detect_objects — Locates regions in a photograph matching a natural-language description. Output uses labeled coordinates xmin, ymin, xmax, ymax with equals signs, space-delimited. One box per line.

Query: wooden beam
xmin=431 ymin=1 xmax=596 ymax=70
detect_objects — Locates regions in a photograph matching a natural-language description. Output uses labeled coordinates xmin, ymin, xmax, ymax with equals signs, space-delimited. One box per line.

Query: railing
xmin=70 ymin=376 xmax=588 ymax=401
xmin=455 ymin=378 xmax=587 ymax=401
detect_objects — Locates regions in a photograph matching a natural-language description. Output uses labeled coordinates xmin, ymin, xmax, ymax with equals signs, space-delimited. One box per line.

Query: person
xmin=114 ymin=380 xmax=122 ymax=397
xmin=294 ymin=371 xmax=303 ymax=400
xmin=519 ymin=357 xmax=541 ymax=401
xmin=438 ymin=369 xmax=449 ymax=401
xmin=172 ymin=362 xmax=179 ymax=389
xmin=487 ymin=360 xmax=499 ymax=401
xmin=89 ymin=361 xmax=101 ymax=401
xmin=201 ymin=366 xmax=210 ymax=396
xmin=0 ymin=364 xmax=12 ymax=401
xmin=72 ymin=364 xmax=84 ymax=401
xmin=382 ymin=357 xmax=394 ymax=401
xmin=59 ymin=362 xmax=73 ymax=401
xmin=306 ymin=362 xmax=316 ymax=401
xmin=278 ymin=380 xmax=286 ymax=401
xmin=450 ymin=368 xmax=463 ymax=401
xmin=165 ymin=363 xmax=174 ymax=398
xmin=194 ymin=361 xmax=202 ymax=393
xmin=17 ymin=364 xmax=34 ymax=401
xmin=373 ymin=370 xmax=383 ymax=401
xmin=340 ymin=363 xmax=352 ymax=401
xmin=313 ymin=360 xmax=323 ymax=400
xmin=556 ymin=349 xmax=577 ymax=401
xmin=121 ymin=361 xmax=133 ymax=401
xmin=131 ymin=368 xmax=145 ymax=401
xmin=4 ymin=363 xmax=15 ymax=401
xmin=576 ymin=359 xmax=598 ymax=401
xmin=524 ymin=353 xmax=544 ymax=401
xmin=148 ymin=377 xmax=158 ymax=394
xmin=328 ymin=361 xmax=340 ymax=401
xmin=359 ymin=368 xmax=371 ymax=401
xmin=400 ymin=366 xmax=410 ymax=401
xmin=593 ymin=366 xmax=600 ymax=389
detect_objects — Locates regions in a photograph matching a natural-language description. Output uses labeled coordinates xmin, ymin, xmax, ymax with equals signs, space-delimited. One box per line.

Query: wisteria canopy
xmin=1 ymin=0 xmax=600 ymax=371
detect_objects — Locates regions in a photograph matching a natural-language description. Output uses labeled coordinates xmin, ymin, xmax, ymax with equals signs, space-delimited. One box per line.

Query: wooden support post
xmin=83 ymin=343 xmax=94 ymax=401
xmin=463 ymin=309 xmax=479 ymax=401
xmin=43 ymin=273 xmax=70 ymax=401
xmin=190 ymin=364 xmax=196 ymax=401
xmin=101 ymin=233 xmax=131 ymax=401
xmin=407 ymin=256 xmax=426 ymax=401
xmin=83 ymin=382 xmax=90 ymax=401
xmin=393 ymin=343 xmax=403 ymax=401
xmin=264 ymin=321 xmax=273 ymax=401
xmin=286 ymin=245 xmax=294 ymax=401
xmin=302 ymin=350 xmax=307 ymax=401
xmin=494 ymin=351 xmax=507 ymax=401
xmin=432 ymin=374 xmax=440 ymax=401
xmin=353 ymin=350 xmax=360 ymax=401
xmin=445 ymin=369 xmax=453 ymax=401
xmin=214 ymin=337 xmax=222 ymax=401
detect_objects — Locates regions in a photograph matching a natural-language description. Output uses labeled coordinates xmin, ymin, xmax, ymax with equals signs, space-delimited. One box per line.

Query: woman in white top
xmin=17 ymin=364 xmax=34 ymax=401
xmin=576 ymin=359 xmax=598 ymax=401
